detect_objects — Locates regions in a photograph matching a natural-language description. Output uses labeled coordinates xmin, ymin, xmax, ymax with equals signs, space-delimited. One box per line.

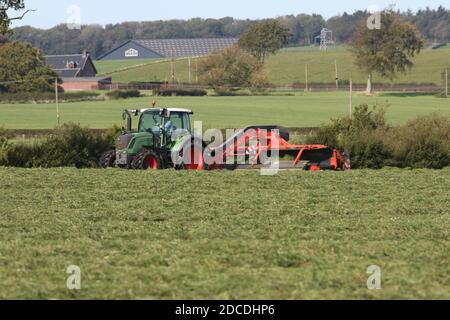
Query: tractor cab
xmin=123 ymin=108 xmax=193 ymax=134
xmin=138 ymin=108 xmax=193 ymax=138
xmin=104 ymin=108 xmax=194 ymax=169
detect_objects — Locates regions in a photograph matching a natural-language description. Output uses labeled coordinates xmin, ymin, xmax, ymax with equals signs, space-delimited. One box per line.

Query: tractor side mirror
xmin=122 ymin=110 xmax=132 ymax=132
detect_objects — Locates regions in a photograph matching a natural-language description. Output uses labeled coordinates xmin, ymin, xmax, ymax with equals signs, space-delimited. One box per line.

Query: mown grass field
xmin=96 ymin=58 xmax=165 ymax=76
xmin=1 ymin=92 xmax=449 ymax=130
xmin=0 ymin=167 xmax=448 ymax=299
xmin=95 ymin=45 xmax=450 ymax=85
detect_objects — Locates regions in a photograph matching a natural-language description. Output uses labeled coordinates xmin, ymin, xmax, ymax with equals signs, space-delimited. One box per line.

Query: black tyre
xmin=99 ymin=150 xmax=116 ymax=168
xmin=131 ymin=149 xmax=162 ymax=170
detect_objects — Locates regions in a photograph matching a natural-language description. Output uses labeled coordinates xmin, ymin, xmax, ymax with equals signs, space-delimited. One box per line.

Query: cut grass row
xmin=0 ymin=167 xmax=448 ymax=299
xmin=1 ymin=92 xmax=449 ymax=130
xmin=94 ymin=46 xmax=450 ymax=85
xmin=96 ymin=58 xmax=181 ymax=78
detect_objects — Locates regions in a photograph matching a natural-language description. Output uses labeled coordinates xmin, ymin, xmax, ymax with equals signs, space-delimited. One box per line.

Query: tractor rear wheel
xmin=132 ymin=149 xmax=161 ymax=170
xmin=99 ymin=150 xmax=116 ymax=168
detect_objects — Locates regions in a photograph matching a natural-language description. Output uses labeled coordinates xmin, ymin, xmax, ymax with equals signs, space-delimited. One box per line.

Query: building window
xmin=125 ymin=48 xmax=139 ymax=57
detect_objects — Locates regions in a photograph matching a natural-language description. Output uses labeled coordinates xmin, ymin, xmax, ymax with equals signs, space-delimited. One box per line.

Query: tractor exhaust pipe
xmin=122 ymin=110 xmax=132 ymax=132
xmin=127 ymin=116 xmax=132 ymax=133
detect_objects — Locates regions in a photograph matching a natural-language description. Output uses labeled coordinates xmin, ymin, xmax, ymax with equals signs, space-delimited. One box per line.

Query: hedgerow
xmin=0 ymin=124 xmax=120 ymax=168
xmin=1 ymin=110 xmax=450 ymax=169
xmin=307 ymin=104 xmax=450 ymax=169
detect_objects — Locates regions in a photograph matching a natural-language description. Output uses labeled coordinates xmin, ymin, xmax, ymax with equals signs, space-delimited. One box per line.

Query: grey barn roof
xmin=99 ymin=38 xmax=239 ymax=59
xmin=45 ymin=54 xmax=97 ymax=78
xmin=135 ymin=38 xmax=238 ymax=57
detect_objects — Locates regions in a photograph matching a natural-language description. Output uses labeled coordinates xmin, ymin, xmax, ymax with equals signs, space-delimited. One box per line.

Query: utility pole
xmin=188 ymin=57 xmax=192 ymax=83
xmin=335 ymin=60 xmax=339 ymax=90
xmin=349 ymin=78 xmax=353 ymax=117
xmin=55 ymin=78 xmax=60 ymax=126
xmin=195 ymin=59 xmax=198 ymax=83
xmin=170 ymin=58 xmax=175 ymax=84
xmin=446 ymin=68 xmax=448 ymax=98
xmin=305 ymin=64 xmax=309 ymax=92
xmin=170 ymin=49 xmax=175 ymax=84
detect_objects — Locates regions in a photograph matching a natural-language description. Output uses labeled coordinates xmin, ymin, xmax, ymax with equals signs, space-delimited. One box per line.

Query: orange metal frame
xmin=208 ymin=127 xmax=350 ymax=171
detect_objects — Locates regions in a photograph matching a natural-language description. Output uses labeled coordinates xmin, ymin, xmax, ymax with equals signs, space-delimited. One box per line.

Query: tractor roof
xmin=141 ymin=108 xmax=193 ymax=114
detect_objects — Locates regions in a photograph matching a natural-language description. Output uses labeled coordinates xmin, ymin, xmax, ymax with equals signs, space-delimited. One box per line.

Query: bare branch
xmin=8 ymin=9 xmax=36 ymax=21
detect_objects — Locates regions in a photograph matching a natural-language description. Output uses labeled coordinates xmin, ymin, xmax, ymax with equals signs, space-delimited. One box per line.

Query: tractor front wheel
xmin=132 ymin=149 xmax=161 ymax=170
xmin=99 ymin=150 xmax=116 ymax=168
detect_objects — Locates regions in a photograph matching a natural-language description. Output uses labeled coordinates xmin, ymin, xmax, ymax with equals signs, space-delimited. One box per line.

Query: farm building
xmin=46 ymin=51 xmax=97 ymax=77
xmin=97 ymin=38 xmax=239 ymax=60
xmin=45 ymin=51 xmax=111 ymax=91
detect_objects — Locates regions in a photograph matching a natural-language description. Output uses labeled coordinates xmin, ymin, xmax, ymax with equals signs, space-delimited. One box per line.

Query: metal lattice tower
xmin=319 ymin=28 xmax=335 ymax=51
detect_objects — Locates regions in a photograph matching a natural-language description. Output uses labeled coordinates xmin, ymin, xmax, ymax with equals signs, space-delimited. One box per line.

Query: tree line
xmin=8 ymin=6 xmax=450 ymax=58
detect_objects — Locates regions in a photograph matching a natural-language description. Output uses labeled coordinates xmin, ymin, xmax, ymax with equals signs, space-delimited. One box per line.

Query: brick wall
xmin=62 ymin=81 xmax=100 ymax=91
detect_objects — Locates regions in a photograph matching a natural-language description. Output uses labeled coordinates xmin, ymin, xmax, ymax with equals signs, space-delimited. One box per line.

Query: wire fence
xmin=96 ymin=59 xmax=449 ymax=93
xmin=0 ymin=67 xmax=448 ymax=94
xmin=98 ymin=82 xmax=445 ymax=93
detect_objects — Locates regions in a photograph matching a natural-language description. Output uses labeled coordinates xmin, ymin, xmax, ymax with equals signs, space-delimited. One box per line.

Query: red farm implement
xmin=205 ymin=126 xmax=351 ymax=171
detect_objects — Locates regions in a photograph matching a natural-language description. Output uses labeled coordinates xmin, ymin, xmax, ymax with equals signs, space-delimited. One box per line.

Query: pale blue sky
xmin=10 ymin=0 xmax=448 ymax=29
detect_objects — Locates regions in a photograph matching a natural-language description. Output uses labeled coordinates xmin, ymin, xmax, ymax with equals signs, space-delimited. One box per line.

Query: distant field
xmin=0 ymin=167 xmax=448 ymax=299
xmin=0 ymin=92 xmax=449 ymax=130
xmin=94 ymin=46 xmax=450 ymax=85
xmin=96 ymin=58 xmax=164 ymax=76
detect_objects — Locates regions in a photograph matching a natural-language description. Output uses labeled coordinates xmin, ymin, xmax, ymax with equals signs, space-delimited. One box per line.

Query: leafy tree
xmin=78 ymin=25 xmax=106 ymax=58
xmin=198 ymin=46 xmax=268 ymax=89
xmin=238 ymin=20 xmax=290 ymax=64
xmin=326 ymin=11 xmax=368 ymax=43
xmin=297 ymin=14 xmax=326 ymax=45
xmin=279 ymin=14 xmax=325 ymax=45
xmin=0 ymin=41 xmax=59 ymax=93
xmin=407 ymin=6 xmax=450 ymax=42
xmin=0 ymin=0 xmax=31 ymax=35
xmin=349 ymin=10 xmax=424 ymax=94
xmin=0 ymin=33 xmax=8 ymax=44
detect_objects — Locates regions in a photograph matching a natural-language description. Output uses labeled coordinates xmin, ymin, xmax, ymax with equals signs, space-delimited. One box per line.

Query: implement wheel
xmin=99 ymin=150 xmax=116 ymax=168
xmin=132 ymin=149 xmax=161 ymax=170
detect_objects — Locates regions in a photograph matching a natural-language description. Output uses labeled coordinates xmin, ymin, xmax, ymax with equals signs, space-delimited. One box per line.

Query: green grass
xmin=0 ymin=92 xmax=449 ymax=130
xmin=95 ymin=58 xmax=163 ymax=75
xmin=0 ymin=167 xmax=448 ymax=299
xmin=97 ymin=46 xmax=450 ymax=85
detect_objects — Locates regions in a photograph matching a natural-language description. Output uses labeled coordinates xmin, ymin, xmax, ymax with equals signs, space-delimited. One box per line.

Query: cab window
xmin=182 ymin=113 xmax=191 ymax=132
xmin=168 ymin=112 xmax=183 ymax=130
xmin=139 ymin=112 xmax=162 ymax=132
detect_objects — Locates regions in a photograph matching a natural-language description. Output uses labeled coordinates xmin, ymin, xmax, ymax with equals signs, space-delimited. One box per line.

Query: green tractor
xmin=99 ymin=108 xmax=205 ymax=170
